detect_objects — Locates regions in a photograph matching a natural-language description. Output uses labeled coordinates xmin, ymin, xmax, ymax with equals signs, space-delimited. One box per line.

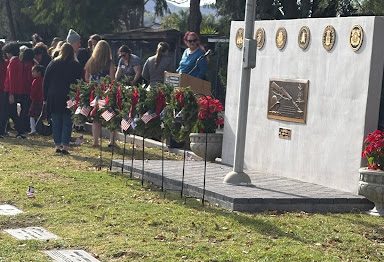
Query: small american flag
xmin=121 ymin=117 xmax=133 ymax=131
xmin=141 ymin=111 xmax=157 ymax=124
xmin=67 ymin=99 xmax=75 ymax=109
xmin=101 ymin=108 xmax=115 ymax=121
xmin=90 ymin=97 xmax=106 ymax=108
xmin=80 ymin=106 xmax=91 ymax=117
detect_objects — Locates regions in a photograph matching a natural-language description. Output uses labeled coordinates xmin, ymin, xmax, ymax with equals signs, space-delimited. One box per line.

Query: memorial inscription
xmin=267 ymin=79 xmax=309 ymax=123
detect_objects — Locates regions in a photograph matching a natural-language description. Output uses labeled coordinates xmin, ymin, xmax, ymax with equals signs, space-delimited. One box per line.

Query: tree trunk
xmin=5 ymin=0 xmax=16 ymax=40
xmin=188 ymin=0 xmax=202 ymax=34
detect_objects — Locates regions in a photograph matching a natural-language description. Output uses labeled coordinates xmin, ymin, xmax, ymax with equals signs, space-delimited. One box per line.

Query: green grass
xmin=0 ymin=133 xmax=383 ymax=261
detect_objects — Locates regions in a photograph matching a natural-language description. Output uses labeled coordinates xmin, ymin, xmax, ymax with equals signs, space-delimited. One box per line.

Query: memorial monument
xmin=223 ymin=17 xmax=384 ymax=193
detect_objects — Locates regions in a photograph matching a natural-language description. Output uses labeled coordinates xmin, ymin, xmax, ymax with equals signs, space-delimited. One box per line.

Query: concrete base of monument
xmin=111 ymin=159 xmax=374 ymax=213
xmin=223 ymin=170 xmax=252 ymax=185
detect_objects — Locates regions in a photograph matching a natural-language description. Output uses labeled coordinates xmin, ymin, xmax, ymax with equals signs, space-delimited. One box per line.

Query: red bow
xmin=129 ymin=88 xmax=139 ymax=118
xmin=116 ymin=86 xmax=122 ymax=110
xmin=155 ymin=90 xmax=166 ymax=115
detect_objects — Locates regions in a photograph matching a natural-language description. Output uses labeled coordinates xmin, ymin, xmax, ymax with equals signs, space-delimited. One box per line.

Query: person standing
xmin=84 ymin=40 xmax=116 ymax=147
xmin=43 ymin=43 xmax=82 ymax=154
xmin=0 ymin=48 xmax=8 ymax=138
xmin=177 ymin=31 xmax=207 ymax=80
xmin=142 ymin=42 xmax=174 ymax=88
xmin=33 ymin=44 xmax=51 ymax=68
xmin=66 ymin=29 xmax=81 ymax=56
xmin=28 ymin=65 xmax=44 ymax=135
xmin=115 ymin=45 xmax=142 ymax=85
xmin=2 ymin=42 xmax=27 ymax=138
xmin=20 ymin=48 xmax=36 ymax=133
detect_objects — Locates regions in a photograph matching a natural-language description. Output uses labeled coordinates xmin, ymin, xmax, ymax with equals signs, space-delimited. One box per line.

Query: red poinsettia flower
xmin=362 ymin=129 xmax=384 ymax=170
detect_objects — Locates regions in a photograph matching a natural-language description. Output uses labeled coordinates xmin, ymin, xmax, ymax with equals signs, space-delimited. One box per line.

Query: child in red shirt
xmin=29 ymin=65 xmax=44 ymax=134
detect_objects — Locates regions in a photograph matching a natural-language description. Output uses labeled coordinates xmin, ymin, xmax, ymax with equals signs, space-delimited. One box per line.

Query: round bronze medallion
xmin=255 ymin=28 xmax=265 ymax=49
xmin=298 ymin=26 xmax=310 ymax=50
xmin=275 ymin=27 xmax=287 ymax=50
xmin=235 ymin=28 xmax=244 ymax=49
xmin=322 ymin=25 xmax=336 ymax=51
xmin=350 ymin=25 xmax=364 ymax=52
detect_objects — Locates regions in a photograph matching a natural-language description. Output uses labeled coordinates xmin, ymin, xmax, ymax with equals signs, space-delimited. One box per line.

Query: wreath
xmin=163 ymin=87 xmax=198 ymax=143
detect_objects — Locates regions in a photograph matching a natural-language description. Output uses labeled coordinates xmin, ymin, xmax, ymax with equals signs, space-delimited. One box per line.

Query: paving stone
xmin=4 ymin=227 xmax=59 ymax=240
xmin=44 ymin=250 xmax=100 ymax=262
xmin=0 ymin=204 xmax=23 ymax=216
xmin=112 ymin=160 xmax=374 ymax=213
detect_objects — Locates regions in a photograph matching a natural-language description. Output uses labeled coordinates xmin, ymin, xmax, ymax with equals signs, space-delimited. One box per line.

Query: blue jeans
xmin=51 ymin=111 xmax=72 ymax=146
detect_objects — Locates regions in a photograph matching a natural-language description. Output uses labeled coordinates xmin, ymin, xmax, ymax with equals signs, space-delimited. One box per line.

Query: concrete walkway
xmin=112 ymin=159 xmax=373 ymax=213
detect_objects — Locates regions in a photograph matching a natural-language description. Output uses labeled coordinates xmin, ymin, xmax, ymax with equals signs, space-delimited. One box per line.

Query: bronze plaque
xmin=235 ymin=28 xmax=244 ymax=49
xmin=322 ymin=25 xmax=336 ymax=51
xmin=298 ymin=26 xmax=310 ymax=50
xmin=267 ymin=78 xmax=309 ymax=123
xmin=275 ymin=27 xmax=287 ymax=50
xmin=279 ymin=128 xmax=292 ymax=140
xmin=255 ymin=27 xmax=265 ymax=50
xmin=350 ymin=25 xmax=364 ymax=52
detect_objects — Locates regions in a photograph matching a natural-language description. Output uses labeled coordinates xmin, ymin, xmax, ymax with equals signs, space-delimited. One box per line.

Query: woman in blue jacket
xmin=177 ymin=32 xmax=207 ymax=80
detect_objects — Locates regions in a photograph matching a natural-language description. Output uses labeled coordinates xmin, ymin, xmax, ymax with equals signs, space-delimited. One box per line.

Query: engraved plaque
xmin=4 ymin=227 xmax=59 ymax=240
xmin=0 ymin=204 xmax=23 ymax=216
xmin=267 ymin=78 xmax=309 ymax=123
xmin=255 ymin=28 xmax=265 ymax=49
xmin=279 ymin=128 xmax=292 ymax=140
xmin=350 ymin=25 xmax=364 ymax=52
xmin=298 ymin=26 xmax=310 ymax=50
xmin=275 ymin=27 xmax=287 ymax=50
xmin=44 ymin=250 xmax=101 ymax=262
xmin=322 ymin=25 xmax=336 ymax=51
xmin=235 ymin=28 xmax=244 ymax=49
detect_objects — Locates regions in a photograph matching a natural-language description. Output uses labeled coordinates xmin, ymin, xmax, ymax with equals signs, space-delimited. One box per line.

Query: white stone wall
xmin=222 ymin=17 xmax=384 ymax=193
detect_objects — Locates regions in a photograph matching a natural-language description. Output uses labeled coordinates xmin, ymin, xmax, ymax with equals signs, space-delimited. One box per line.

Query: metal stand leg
xmin=161 ymin=133 xmax=164 ymax=191
xmin=202 ymin=132 xmax=208 ymax=205
xmin=180 ymin=141 xmax=186 ymax=198
xmin=141 ymin=132 xmax=145 ymax=186
xmin=130 ymin=132 xmax=135 ymax=179
xmin=109 ymin=131 xmax=115 ymax=172
xmin=97 ymin=128 xmax=103 ymax=171
xmin=122 ymin=133 xmax=127 ymax=175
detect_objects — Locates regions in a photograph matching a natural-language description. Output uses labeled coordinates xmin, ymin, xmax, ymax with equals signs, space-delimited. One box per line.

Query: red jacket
xmin=23 ymin=61 xmax=34 ymax=95
xmin=4 ymin=56 xmax=25 ymax=95
xmin=30 ymin=76 xmax=44 ymax=102
xmin=0 ymin=60 xmax=8 ymax=93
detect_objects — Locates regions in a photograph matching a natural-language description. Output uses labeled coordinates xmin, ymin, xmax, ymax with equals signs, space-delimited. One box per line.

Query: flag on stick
xmin=141 ymin=111 xmax=157 ymax=124
xmin=101 ymin=108 xmax=115 ymax=121
xmin=66 ymin=99 xmax=75 ymax=109
xmin=121 ymin=117 xmax=133 ymax=131
xmin=80 ymin=106 xmax=91 ymax=117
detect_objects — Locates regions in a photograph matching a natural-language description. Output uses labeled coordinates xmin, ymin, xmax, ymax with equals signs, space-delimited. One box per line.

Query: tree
xmin=215 ymin=0 xmax=359 ymax=35
xmin=4 ymin=0 xmax=16 ymax=39
xmin=189 ymin=0 xmax=202 ymax=34
xmin=25 ymin=0 xmax=169 ymax=36
xmin=359 ymin=0 xmax=384 ymax=15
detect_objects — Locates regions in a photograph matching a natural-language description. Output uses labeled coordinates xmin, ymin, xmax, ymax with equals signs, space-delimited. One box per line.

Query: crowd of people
xmin=0 ymin=29 xmax=209 ymax=154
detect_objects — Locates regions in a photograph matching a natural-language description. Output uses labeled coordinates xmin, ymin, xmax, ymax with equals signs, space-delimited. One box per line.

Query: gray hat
xmin=66 ymin=29 xmax=81 ymax=45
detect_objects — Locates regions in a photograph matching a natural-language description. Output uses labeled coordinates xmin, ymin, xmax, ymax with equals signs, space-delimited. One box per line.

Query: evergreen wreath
xmin=163 ymin=87 xmax=198 ymax=143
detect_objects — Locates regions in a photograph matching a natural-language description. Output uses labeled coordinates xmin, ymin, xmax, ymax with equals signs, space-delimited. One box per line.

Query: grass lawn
xmin=0 ymin=132 xmax=383 ymax=262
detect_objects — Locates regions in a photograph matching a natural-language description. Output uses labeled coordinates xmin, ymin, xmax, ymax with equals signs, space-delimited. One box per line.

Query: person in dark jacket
xmin=44 ymin=43 xmax=82 ymax=154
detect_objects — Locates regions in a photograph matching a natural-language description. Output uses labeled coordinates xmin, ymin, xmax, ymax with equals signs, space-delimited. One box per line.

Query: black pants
xmin=0 ymin=92 xmax=8 ymax=136
xmin=8 ymin=94 xmax=30 ymax=135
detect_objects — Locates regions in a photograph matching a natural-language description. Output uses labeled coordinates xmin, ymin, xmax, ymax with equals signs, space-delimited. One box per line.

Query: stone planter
xmin=358 ymin=167 xmax=384 ymax=216
xmin=189 ymin=133 xmax=223 ymax=162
